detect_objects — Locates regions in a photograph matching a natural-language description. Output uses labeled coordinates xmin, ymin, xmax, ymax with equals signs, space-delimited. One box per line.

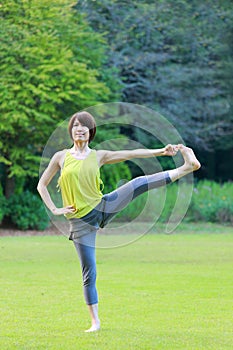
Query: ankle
xmin=168 ymin=165 xmax=192 ymax=182
xmin=93 ymin=318 xmax=100 ymax=326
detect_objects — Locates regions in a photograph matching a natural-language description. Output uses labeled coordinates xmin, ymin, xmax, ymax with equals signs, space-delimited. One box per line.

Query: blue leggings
xmin=73 ymin=233 xmax=98 ymax=305
xmin=72 ymin=171 xmax=172 ymax=305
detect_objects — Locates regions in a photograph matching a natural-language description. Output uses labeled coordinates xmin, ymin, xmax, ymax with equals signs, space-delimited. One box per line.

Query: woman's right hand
xmin=52 ymin=205 xmax=76 ymax=216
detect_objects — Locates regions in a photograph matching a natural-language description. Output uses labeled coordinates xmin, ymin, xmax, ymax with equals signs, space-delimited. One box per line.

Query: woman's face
xmin=72 ymin=118 xmax=90 ymax=143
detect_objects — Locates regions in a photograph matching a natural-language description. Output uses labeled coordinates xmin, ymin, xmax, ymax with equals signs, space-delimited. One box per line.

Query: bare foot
xmin=178 ymin=144 xmax=201 ymax=172
xmin=85 ymin=323 xmax=101 ymax=333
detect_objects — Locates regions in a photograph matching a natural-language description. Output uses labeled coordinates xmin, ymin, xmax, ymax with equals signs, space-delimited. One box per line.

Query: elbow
xmin=37 ymin=181 xmax=45 ymax=194
xmin=37 ymin=182 xmax=42 ymax=194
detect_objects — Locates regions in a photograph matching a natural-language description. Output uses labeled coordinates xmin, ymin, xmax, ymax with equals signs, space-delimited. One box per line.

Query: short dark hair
xmin=68 ymin=111 xmax=96 ymax=144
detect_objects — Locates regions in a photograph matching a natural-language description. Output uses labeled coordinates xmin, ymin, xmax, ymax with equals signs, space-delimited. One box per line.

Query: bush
xmin=6 ymin=191 xmax=50 ymax=230
xmin=100 ymin=162 xmax=131 ymax=194
xmin=190 ymin=197 xmax=233 ymax=224
xmin=188 ymin=180 xmax=233 ymax=224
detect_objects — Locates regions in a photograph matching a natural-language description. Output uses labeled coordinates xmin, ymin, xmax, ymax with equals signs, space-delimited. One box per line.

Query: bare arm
xmin=37 ymin=151 xmax=75 ymax=215
xmin=97 ymin=144 xmax=178 ymax=166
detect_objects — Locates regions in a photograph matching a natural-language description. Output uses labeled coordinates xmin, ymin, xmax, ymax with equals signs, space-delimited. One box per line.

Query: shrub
xmin=215 ymin=199 xmax=233 ymax=224
xmin=191 ymin=197 xmax=233 ymax=224
xmin=100 ymin=162 xmax=131 ymax=194
xmin=186 ymin=180 xmax=233 ymax=224
xmin=6 ymin=191 xmax=50 ymax=230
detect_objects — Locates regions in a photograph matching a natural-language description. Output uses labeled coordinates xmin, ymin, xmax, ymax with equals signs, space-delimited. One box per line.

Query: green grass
xmin=0 ymin=224 xmax=233 ymax=350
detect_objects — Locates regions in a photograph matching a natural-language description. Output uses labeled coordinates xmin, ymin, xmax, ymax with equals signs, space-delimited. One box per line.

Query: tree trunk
xmin=5 ymin=168 xmax=15 ymax=198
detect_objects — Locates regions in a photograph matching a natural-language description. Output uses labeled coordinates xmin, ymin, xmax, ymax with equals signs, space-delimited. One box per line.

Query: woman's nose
xmin=77 ymin=124 xmax=83 ymax=130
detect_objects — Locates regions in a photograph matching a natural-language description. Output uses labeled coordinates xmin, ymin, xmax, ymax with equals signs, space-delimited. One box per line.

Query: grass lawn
xmin=0 ymin=223 xmax=232 ymax=349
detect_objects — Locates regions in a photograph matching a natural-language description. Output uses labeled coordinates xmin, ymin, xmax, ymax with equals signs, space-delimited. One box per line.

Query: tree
xmin=0 ymin=0 xmax=114 ymax=197
xmin=76 ymin=0 xmax=233 ymax=152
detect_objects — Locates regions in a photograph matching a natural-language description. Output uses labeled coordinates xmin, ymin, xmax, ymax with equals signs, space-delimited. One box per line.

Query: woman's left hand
xmin=162 ymin=144 xmax=179 ymax=156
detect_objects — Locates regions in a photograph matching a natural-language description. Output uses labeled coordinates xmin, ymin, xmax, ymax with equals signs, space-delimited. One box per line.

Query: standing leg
xmin=86 ymin=304 xmax=100 ymax=333
xmin=73 ymin=231 xmax=100 ymax=332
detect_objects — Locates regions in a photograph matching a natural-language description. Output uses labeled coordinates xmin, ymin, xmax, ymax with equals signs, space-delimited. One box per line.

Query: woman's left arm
xmin=97 ymin=144 xmax=179 ymax=166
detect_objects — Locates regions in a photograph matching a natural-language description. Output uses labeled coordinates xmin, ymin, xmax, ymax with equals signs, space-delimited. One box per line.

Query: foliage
xmin=100 ymin=163 xmax=131 ymax=193
xmin=188 ymin=180 xmax=233 ymax=223
xmin=1 ymin=0 xmax=232 ymax=210
xmin=190 ymin=198 xmax=233 ymax=223
xmin=6 ymin=191 xmax=50 ymax=230
xmin=77 ymin=0 xmax=233 ymax=151
xmin=0 ymin=0 xmax=116 ymax=196
xmin=92 ymin=119 xmax=132 ymax=192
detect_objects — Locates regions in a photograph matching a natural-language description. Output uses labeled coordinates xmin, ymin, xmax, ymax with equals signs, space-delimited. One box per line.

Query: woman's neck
xmin=71 ymin=142 xmax=90 ymax=154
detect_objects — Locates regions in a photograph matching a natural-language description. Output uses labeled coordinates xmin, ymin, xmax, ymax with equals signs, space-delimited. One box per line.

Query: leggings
xmin=73 ymin=233 xmax=98 ymax=305
xmin=72 ymin=171 xmax=172 ymax=305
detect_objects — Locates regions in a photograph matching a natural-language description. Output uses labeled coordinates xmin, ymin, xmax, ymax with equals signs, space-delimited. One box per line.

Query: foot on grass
xmin=85 ymin=323 xmax=100 ymax=333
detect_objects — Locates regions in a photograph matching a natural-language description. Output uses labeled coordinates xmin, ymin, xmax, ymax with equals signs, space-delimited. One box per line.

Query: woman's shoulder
xmin=53 ymin=149 xmax=69 ymax=158
xmin=52 ymin=149 xmax=69 ymax=168
xmin=95 ymin=150 xmax=107 ymax=168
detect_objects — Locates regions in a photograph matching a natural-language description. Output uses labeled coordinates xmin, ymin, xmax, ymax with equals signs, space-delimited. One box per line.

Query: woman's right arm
xmin=37 ymin=152 xmax=75 ymax=216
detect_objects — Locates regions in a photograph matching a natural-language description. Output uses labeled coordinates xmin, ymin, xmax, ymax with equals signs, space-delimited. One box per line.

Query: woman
xmin=37 ymin=111 xmax=200 ymax=332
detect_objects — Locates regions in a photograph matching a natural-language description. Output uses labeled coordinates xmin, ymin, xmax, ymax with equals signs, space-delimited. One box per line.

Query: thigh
xmin=100 ymin=172 xmax=171 ymax=227
xmin=73 ymin=231 xmax=97 ymax=267
xmin=73 ymin=231 xmax=97 ymax=247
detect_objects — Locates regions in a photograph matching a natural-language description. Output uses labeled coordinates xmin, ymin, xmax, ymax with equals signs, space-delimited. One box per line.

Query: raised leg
xmin=98 ymin=171 xmax=171 ymax=228
xmin=99 ymin=145 xmax=200 ymax=227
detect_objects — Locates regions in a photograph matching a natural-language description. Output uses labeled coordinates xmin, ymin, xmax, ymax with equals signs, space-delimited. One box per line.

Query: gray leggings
xmin=71 ymin=171 xmax=171 ymax=305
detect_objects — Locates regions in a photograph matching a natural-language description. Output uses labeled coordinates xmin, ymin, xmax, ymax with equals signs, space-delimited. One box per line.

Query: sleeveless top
xmin=57 ymin=150 xmax=104 ymax=219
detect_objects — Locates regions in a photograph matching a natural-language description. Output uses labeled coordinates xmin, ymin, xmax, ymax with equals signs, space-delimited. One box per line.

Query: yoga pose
xmin=37 ymin=111 xmax=200 ymax=332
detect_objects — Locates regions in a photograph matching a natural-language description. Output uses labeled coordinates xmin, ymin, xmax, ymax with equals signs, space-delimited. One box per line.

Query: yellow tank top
xmin=57 ymin=149 xmax=103 ymax=219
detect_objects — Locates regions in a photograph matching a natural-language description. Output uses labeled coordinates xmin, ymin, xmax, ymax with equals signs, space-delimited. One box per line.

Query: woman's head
xmin=68 ymin=111 xmax=96 ymax=144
